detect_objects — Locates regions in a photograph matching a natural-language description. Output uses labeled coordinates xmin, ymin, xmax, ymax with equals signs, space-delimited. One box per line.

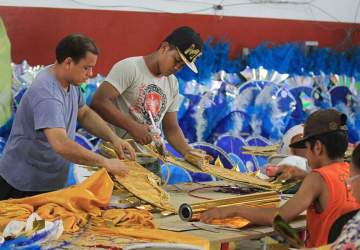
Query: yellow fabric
xmin=91 ymin=208 xmax=156 ymax=229
xmin=88 ymin=226 xmax=210 ymax=250
xmin=1 ymin=169 xmax=113 ymax=232
xmin=210 ymin=217 xmax=250 ymax=229
xmin=36 ymin=203 xmax=87 ymax=232
xmin=0 ymin=202 xmax=33 ymax=230
xmin=88 ymin=208 xmax=210 ymax=249
xmin=0 ymin=169 xmax=209 ymax=249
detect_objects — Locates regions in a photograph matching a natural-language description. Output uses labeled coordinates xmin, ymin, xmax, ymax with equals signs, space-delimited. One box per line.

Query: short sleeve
xmin=167 ymin=77 xmax=180 ymax=112
xmin=78 ymin=88 xmax=85 ymax=108
xmin=104 ymin=59 xmax=136 ymax=95
xmin=33 ymin=98 xmax=65 ymax=130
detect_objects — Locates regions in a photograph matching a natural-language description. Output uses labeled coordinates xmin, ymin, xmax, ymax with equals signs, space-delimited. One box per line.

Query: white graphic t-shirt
xmin=105 ymin=56 xmax=180 ymax=139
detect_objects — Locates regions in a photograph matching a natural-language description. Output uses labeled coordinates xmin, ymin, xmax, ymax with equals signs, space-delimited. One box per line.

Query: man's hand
xmin=103 ymin=158 xmax=129 ymax=176
xmin=200 ymin=206 xmax=235 ymax=224
xmin=274 ymin=164 xmax=308 ymax=182
xmin=184 ymin=149 xmax=213 ymax=168
xmin=111 ymin=137 xmax=136 ymax=160
xmin=129 ymin=122 xmax=152 ymax=145
xmin=265 ymin=164 xmax=277 ymax=177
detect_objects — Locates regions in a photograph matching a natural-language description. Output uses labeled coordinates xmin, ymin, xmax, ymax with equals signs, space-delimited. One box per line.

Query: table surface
xmin=156 ymin=181 xmax=306 ymax=249
xmin=71 ymin=166 xmax=306 ymax=250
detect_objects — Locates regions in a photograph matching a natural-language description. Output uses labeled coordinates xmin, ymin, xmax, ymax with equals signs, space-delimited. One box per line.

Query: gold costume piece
xmin=166 ymin=154 xmax=285 ymax=191
xmin=201 ymin=165 xmax=282 ymax=190
xmin=184 ymin=150 xmax=212 ymax=170
xmin=100 ymin=141 xmax=175 ymax=211
xmin=113 ymin=160 xmax=175 ymax=213
xmin=242 ymin=144 xmax=280 ymax=156
xmin=100 ymin=141 xmax=291 ymax=191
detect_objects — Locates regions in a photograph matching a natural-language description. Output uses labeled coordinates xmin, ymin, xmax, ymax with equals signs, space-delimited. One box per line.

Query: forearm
xmin=233 ymin=206 xmax=278 ymax=225
xmin=90 ymin=98 xmax=137 ymax=133
xmin=276 ymin=165 xmax=309 ymax=181
xmin=78 ymin=108 xmax=118 ymax=143
xmin=56 ymin=137 xmax=106 ymax=166
xmin=295 ymin=169 xmax=308 ymax=180
xmin=164 ymin=125 xmax=191 ymax=156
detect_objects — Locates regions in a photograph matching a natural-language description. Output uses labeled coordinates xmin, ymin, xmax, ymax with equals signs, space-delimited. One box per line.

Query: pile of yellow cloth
xmin=0 ymin=203 xmax=33 ymax=230
xmin=1 ymin=168 xmax=113 ymax=232
xmin=91 ymin=208 xmax=156 ymax=229
xmin=0 ymin=169 xmax=209 ymax=250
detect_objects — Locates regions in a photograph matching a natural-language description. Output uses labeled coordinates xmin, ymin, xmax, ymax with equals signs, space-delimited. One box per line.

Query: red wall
xmin=1 ymin=6 xmax=359 ymax=75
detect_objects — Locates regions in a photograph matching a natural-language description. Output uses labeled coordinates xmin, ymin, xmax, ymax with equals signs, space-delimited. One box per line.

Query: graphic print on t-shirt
xmin=129 ymin=84 xmax=167 ymax=125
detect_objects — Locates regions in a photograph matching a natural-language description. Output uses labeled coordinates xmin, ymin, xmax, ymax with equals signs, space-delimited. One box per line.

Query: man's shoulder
xmin=300 ymin=171 xmax=325 ymax=194
xmin=165 ymin=74 xmax=179 ymax=91
xmin=109 ymin=56 xmax=142 ymax=75
xmin=115 ymin=56 xmax=142 ymax=67
xmin=315 ymin=161 xmax=349 ymax=174
xmin=121 ymin=56 xmax=142 ymax=62
xmin=32 ymin=68 xmax=55 ymax=87
xmin=305 ymin=171 xmax=324 ymax=181
xmin=167 ymin=74 xmax=178 ymax=81
xmin=28 ymin=70 xmax=62 ymax=101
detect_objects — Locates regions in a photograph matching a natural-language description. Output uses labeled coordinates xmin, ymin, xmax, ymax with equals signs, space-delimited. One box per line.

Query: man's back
xmin=306 ymin=162 xmax=360 ymax=247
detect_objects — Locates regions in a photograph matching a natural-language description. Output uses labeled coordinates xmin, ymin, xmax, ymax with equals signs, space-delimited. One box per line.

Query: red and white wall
xmin=1 ymin=0 xmax=359 ymax=74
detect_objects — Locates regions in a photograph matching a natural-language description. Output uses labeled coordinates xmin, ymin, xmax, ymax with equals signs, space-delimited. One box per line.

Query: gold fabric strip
xmin=113 ymin=160 xmax=175 ymax=213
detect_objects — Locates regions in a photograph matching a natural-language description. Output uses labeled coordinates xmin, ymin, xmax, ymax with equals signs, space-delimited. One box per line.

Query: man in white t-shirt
xmin=266 ymin=124 xmax=309 ymax=181
xmin=91 ymin=26 xmax=205 ymax=175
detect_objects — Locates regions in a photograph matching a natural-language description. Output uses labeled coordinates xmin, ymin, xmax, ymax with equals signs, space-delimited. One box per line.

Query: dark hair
xmin=308 ymin=130 xmax=348 ymax=159
xmin=56 ymin=33 xmax=99 ymax=64
xmin=352 ymin=144 xmax=360 ymax=170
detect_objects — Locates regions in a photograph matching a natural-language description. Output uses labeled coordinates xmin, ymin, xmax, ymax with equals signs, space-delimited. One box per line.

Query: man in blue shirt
xmin=0 ymin=33 xmax=135 ymax=200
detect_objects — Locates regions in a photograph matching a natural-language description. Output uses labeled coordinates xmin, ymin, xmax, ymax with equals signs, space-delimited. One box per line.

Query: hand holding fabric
xmin=274 ymin=164 xmax=308 ymax=182
xmin=111 ymin=137 xmax=136 ymax=160
xmin=149 ymin=127 xmax=166 ymax=156
xmin=184 ymin=149 xmax=213 ymax=169
xmin=103 ymin=158 xmax=129 ymax=177
xmin=129 ymin=122 xmax=152 ymax=145
xmin=200 ymin=206 xmax=235 ymax=224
